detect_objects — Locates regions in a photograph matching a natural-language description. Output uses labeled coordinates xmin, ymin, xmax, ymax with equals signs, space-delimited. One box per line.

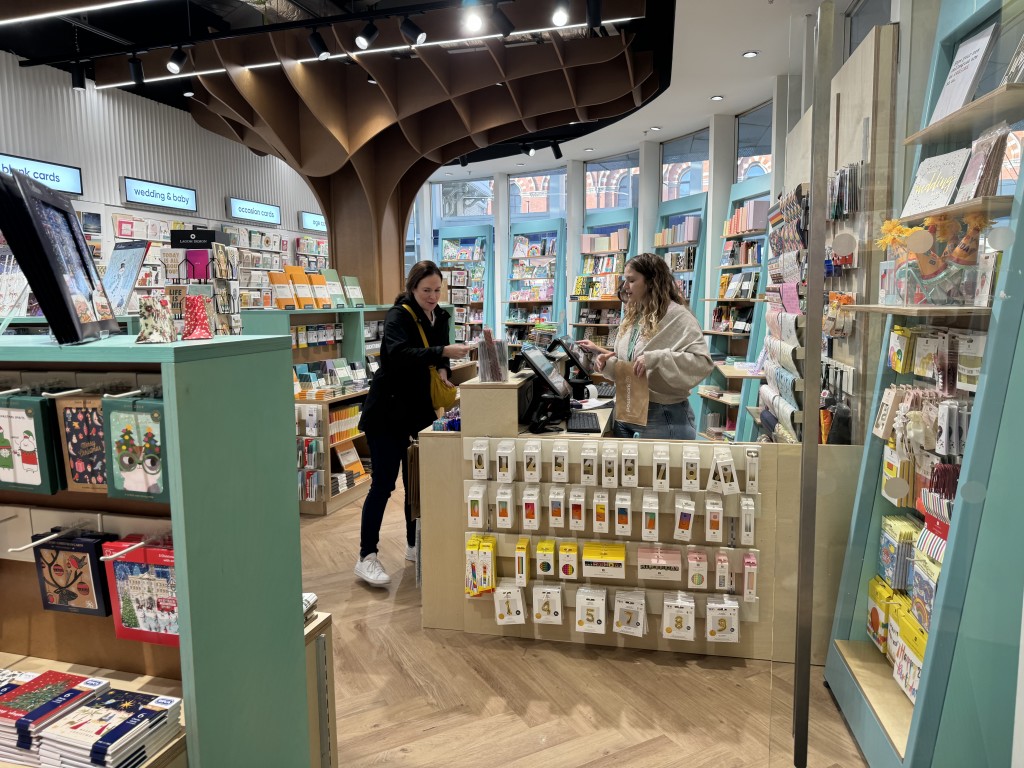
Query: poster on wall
xmin=101 ymin=240 xmax=150 ymax=316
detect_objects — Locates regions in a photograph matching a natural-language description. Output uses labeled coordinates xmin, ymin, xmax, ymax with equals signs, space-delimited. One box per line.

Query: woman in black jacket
xmin=355 ymin=261 xmax=470 ymax=587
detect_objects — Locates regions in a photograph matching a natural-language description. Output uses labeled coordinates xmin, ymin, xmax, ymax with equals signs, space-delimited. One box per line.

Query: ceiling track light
xmin=128 ymin=55 xmax=144 ymax=86
xmin=166 ymin=46 xmax=187 ymax=74
xmin=71 ymin=62 xmax=86 ymax=91
xmin=308 ymin=29 xmax=330 ymax=61
xmin=491 ymin=4 xmax=514 ymax=37
xmin=586 ymin=0 xmax=602 ymax=31
xmin=519 ymin=143 xmax=535 ymax=157
xmin=551 ymin=141 xmax=563 ymax=160
xmin=183 ymin=77 xmax=195 ymax=98
xmin=400 ymin=16 xmax=426 ymax=46
xmin=367 ymin=72 xmax=377 ymax=84
xmin=355 ymin=20 xmax=379 ymax=50
xmin=463 ymin=0 xmax=483 ymax=33
xmin=459 ymin=155 xmax=469 ymax=167
xmin=552 ymin=4 xmax=569 ymax=27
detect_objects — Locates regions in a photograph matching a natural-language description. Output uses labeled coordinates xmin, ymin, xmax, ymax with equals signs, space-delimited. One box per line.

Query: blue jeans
xmin=359 ymin=431 xmax=416 ymax=559
xmin=614 ymin=400 xmax=696 ymax=440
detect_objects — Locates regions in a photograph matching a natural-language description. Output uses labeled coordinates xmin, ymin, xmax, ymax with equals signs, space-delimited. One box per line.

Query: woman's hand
xmin=632 ymin=354 xmax=647 ymax=378
xmin=595 ymin=351 xmax=615 ymax=372
xmin=437 ymin=368 xmax=456 ymax=388
xmin=577 ymin=339 xmax=608 ymax=356
xmin=443 ymin=343 xmax=471 ymax=359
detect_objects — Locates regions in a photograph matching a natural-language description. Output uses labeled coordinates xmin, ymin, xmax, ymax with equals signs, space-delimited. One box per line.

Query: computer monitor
xmin=519 ymin=344 xmax=571 ymax=398
xmin=548 ymin=335 xmax=595 ymax=378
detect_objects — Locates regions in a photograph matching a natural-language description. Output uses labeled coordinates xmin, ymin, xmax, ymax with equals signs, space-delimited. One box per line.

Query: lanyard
xmin=627 ymin=325 xmax=642 ymax=361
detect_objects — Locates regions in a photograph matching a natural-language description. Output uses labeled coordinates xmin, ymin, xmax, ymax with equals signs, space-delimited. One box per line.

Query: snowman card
xmin=103 ymin=398 xmax=169 ymax=503
xmin=57 ymin=395 xmax=108 ymax=493
xmin=0 ymin=394 xmax=63 ymax=494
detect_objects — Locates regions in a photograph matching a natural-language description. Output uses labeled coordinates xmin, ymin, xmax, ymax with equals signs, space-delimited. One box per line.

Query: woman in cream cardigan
xmin=579 ymin=252 xmax=713 ymax=439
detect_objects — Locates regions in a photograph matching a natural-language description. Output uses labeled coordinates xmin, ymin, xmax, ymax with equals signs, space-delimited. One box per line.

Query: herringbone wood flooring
xmin=299 ymin=487 xmax=867 ymax=768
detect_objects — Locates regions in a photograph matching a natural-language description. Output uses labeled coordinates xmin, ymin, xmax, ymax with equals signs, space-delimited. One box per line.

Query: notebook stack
xmin=37 ymin=689 xmax=182 ymax=768
xmin=0 ymin=671 xmax=110 ymax=766
xmin=303 ymin=592 xmax=319 ymax=626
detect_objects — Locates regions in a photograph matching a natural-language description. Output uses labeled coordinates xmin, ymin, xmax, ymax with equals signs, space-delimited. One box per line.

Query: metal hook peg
xmin=41 ymin=388 xmax=83 ymax=399
xmin=103 ymin=390 xmax=143 ymax=399
xmin=99 ymin=534 xmax=163 ymax=562
xmin=7 ymin=520 xmax=91 ymax=553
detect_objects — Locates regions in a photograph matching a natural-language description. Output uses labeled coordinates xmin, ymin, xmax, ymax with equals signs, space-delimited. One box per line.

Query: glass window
xmin=431 ymin=179 xmax=495 ymax=227
xmin=404 ymin=200 xmax=418 ymax=278
xmin=509 ymin=169 xmax=567 ymax=222
xmin=585 ymin=151 xmax=639 ymax=211
xmin=736 ymin=101 xmax=774 ymax=182
xmin=661 ymin=129 xmax=710 ymax=201
xmin=847 ymin=0 xmax=891 ymax=59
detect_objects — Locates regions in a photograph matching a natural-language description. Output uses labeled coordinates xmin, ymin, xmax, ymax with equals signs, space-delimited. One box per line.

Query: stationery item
xmin=57 ymin=394 xmax=107 ymax=492
xmin=716 ymin=448 xmax=739 ymax=495
xmin=581 ymin=541 xmax=627 ymax=579
xmin=268 ymin=271 xmax=297 ymax=310
xmin=743 ymin=553 xmax=758 ymax=602
xmin=910 ymin=554 xmax=940 ymax=632
xmin=641 ymin=490 xmax=659 ymax=542
xmin=687 ymin=549 xmax=708 ymax=590
xmin=569 ymin=486 xmax=586 ymax=532
xmin=471 ymin=439 xmax=488 ymax=480
xmin=744 ymin=446 xmax=760 ymax=493
xmin=306 ymin=272 xmax=332 ymax=309
xmin=575 ymin=586 xmax=607 ymax=634
xmin=494 ymin=580 xmax=526 ymax=625
xmin=495 ymin=440 xmax=516 ymax=483
xmin=1000 ymin=31 xmax=1024 ymax=84
xmin=878 ymin=514 xmax=923 ymax=590
xmin=320 ymin=268 xmax=347 ymax=307
xmin=182 ymin=294 xmax=213 ymax=340
xmin=638 ymin=545 xmax=682 ymax=581
xmin=601 ymin=443 xmax=618 ymax=488
xmin=705 ymin=595 xmax=740 ymax=643
xmin=535 ymin=540 xmax=556 ymax=577
xmin=341 ymin=275 xmax=365 ymax=307
xmin=476 ymin=535 xmax=496 ymax=594
xmin=872 ymin=386 xmax=906 ymax=440
xmin=592 ymin=489 xmax=609 ymax=534
xmin=102 ymin=240 xmax=149 ymax=315
xmin=620 ymin=442 xmax=639 ymax=488
xmin=705 ymin=493 xmax=724 ymax=543
xmin=466 ymin=483 xmax=486 ymax=529
xmin=522 ymin=485 xmax=540 ymax=531
xmin=32 ymin=528 xmax=116 ymax=615
xmin=514 ymin=538 xmax=530 ymax=587
xmin=614 ymin=490 xmax=632 ymax=536
xmin=0 ymin=393 xmax=63 ymax=494
xmin=551 ymin=441 xmax=569 ymax=483
xmin=955 ymin=332 xmax=986 ymax=392
xmin=682 ymin=445 xmax=700 ymax=491
xmin=892 ymin=610 xmax=928 ymax=703
xmin=715 ymin=550 xmax=731 ymax=590
xmin=652 ymin=443 xmax=670 ymax=492
xmin=548 ymin=486 xmax=565 ymax=529
xmin=740 ymin=496 xmax=756 ymax=546
xmin=929 ymin=22 xmax=999 ymax=125
xmin=953 ymin=123 xmax=1010 ymax=203
xmin=135 ymin=296 xmax=176 ymax=343
xmin=104 ymin=397 xmax=169 ymax=503
xmin=674 ymin=494 xmax=695 ymax=542
xmin=103 ymin=535 xmax=179 ymax=645
xmin=284 ymin=266 xmax=315 ymax=309
xmin=465 ymin=535 xmax=481 ymax=596
xmin=612 ymin=590 xmax=647 ymax=638
xmin=867 ymin=575 xmax=895 ymax=653
xmin=580 ymin=442 xmax=598 ymax=486
xmin=662 ymin=592 xmax=696 ymax=641
xmin=900 ymin=149 xmax=972 ymax=218
xmin=532 ymin=584 xmax=562 ymax=624
xmin=888 ymin=326 xmax=915 ymax=373
xmin=523 ymin=440 xmax=541 ymax=483
xmin=558 ymin=541 xmax=578 ymax=580
xmin=495 ymin=484 xmax=515 ymax=529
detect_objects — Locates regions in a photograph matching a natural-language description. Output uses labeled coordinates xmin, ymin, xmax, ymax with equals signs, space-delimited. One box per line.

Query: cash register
xmin=547 ymin=335 xmax=616 ymax=400
xmin=518 ymin=344 xmax=601 ymax=434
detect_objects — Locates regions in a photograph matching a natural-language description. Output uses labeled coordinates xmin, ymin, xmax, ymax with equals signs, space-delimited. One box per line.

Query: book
xmin=341 ymin=276 xmax=365 ymax=307
xmin=900 ymin=148 xmax=971 ymax=218
xmin=321 ymin=268 xmax=347 ymax=307
xmin=1001 ymin=31 xmax=1024 ymax=85
xmin=284 ymin=265 xmax=315 ymax=309
xmin=307 ymin=273 xmax=332 ymax=309
xmin=268 ymin=271 xmax=296 ymax=310
xmin=953 ymin=122 xmax=1009 ymax=204
xmin=929 ymin=22 xmax=999 ymax=125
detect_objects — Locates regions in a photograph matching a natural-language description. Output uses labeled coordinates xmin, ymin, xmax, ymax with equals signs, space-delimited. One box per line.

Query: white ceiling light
xmin=710 ymin=95 xmax=724 ymax=101
xmin=0 ymin=0 xmax=153 ymax=26
xmin=463 ymin=0 xmax=484 ymax=33
xmin=650 ymin=126 xmax=661 ymax=131
xmin=355 ymin=21 xmax=379 ymax=50
xmin=584 ymin=147 xmax=594 ymax=152
xmin=166 ymin=47 xmax=187 ymax=74
xmin=552 ymin=6 xmax=569 ymax=26
xmin=742 ymin=50 xmax=760 ymax=58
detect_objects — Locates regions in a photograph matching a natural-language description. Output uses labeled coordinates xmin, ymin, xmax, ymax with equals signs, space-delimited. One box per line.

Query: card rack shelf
xmin=505 ymin=218 xmax=565 ymax=353
xmin=571 ymin=213 xmax=633 ymax=350
xmin=904 ymin=83 xmax=1024 ymax=146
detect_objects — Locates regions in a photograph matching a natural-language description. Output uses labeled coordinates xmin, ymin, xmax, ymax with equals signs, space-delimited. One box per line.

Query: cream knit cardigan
xmin=610 ymin=302 xmax=713 ymax=404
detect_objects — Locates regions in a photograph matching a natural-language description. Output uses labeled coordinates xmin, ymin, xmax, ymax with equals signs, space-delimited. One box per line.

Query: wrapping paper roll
xmin=765 ymin=336 xmax=802 ymax=377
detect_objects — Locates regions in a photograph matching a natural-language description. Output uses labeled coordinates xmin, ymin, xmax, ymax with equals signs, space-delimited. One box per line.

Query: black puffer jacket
xmin=358 ymin=298 xmax=451 ymax=437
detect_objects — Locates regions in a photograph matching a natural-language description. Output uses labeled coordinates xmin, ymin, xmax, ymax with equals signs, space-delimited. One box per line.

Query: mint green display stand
xmin=0 ymin=335 xmax=311 ymax=767
xmin=508 ymin=216 xmax=567 ymax=334
xmin=438 ymin=224 xmax=495 ymax=329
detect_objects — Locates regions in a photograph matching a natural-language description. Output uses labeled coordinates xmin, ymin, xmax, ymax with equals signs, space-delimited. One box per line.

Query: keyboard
xmin=566 ymin=411 xmax=601 ymax=433
xmin=596 ymin=383 xmax=616 ymax=399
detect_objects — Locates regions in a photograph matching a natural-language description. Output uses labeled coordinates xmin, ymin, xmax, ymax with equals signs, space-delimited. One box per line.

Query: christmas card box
xmin=0 ymin=670 xmax=109 ymax=756
xmin=103 ymin=398 xmax=169 ymax=504
xmin=0 ymin=393 xmax=63 ymax=495
xmin=56 ymin=395 xmax=108 ymax=493
xmin=33 ymin=528 xmax=116 ymax=616
xmin=103 ymin=537 xmax=179 ymax=647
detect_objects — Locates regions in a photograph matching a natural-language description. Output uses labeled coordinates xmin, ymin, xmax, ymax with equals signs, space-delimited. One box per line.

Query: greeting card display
xmin=103 ymin=536 xmax=179 ymax=646
xmin=57 ymin=395 xmax=107 ymax=493
xmin=0 ymin=393 xmax=62 ymax=494
xmin=103 ymin=398 xmax=169 ymax=504
xmin=31 ymin=528 xmax=116 ymax=616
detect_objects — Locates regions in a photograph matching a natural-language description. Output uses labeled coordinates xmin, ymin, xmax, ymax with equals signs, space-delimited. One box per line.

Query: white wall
xmin=0 ymin=52 xmax=321 ymax=227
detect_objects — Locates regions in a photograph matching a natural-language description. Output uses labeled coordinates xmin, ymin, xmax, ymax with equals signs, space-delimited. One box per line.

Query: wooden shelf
xmin=671 ymin=269 xmax=696 ymax=274
xmin=833 ymin=640 xmax=912 ymax=759
xmin=294 ymin=389 xmax=369 ymax=406
xmin=572 ymin=297 xmax=621 ymax=303
xmin=507 ymin=299 xmax=553 ymax=305
xmin=330 ymin=431 xmax=365 ymax=447
xmin=842 ymin=303 xmax=992 ymax=318
xmin=698 ymin=431 xmax=734 ymax=443
xmin=295 ymin=250 xmax=328 ymax=257
xmin=905 ymin=84 xmax=1024 ymax=146
xmin=581 ymin=249 xmax=628 ymax=255
xmin=746 ymin=405 xmax=763 ymax=426
xmin=714 ymin=364 xmax=765 ymax=380
xmin=699 ymin=391 xmax=742 ymax=407
xmin=703 ymin=330 xmax=751 ymax=338
xmin=720 ymin=263 xmax=762 ymax=271
xmin=654 ymin=240 xmax=699 ymax=249
xmin=702 ymin=297 xmax=766 ymax=303
xmin=504 ymin=321 xmax=536 ymax=326
xmin=898 ymin=195 xmax=1013 ymax=224
xmin=722 ymin=229 xmax=766 ymax=240
xmin=571 ymin=323 xmax=619 ymax=327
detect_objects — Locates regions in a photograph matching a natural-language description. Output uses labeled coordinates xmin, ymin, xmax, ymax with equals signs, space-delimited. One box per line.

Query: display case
xmin=438 ymin=225 xmax=494 ymax=345
xmin=569 ymin=210 xmax=635 ymax=348
xmin=504 ymin=217 xmax=566 ymax=353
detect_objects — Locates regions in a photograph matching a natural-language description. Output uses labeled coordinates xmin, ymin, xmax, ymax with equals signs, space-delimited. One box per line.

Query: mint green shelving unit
xmin=506 ymin=217 xmax=567 ymax=345
xmin=0 ymin=334 xmax=310 ymax=767
xmin=570 ymin=209 xmax=636 ymax=347
xmin=825 ymin=3 xmax=1024 ymax=765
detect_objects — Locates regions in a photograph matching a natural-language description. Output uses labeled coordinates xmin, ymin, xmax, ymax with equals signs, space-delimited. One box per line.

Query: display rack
xmin=438 ymin=225 xmax=494 ymax=345
xmin=0 ymin=335 xmax=311 ymax=767
xmin=504 ymin=217 xmax=566 ymax=352
xmin=570 ymin=210 xmax=634 ymax=348
xmin=825 ymin=6 xmax=1024 ymax=763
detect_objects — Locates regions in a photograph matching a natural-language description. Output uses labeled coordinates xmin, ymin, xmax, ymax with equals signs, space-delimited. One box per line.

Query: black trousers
xmin=359 ymin=431 xmax=416 ymax=559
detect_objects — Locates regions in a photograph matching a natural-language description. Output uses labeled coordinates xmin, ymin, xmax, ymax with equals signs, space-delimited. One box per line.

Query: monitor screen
xmin=520 ymin=345 xmax=571 ymax=397
xmin=549 ymin=335 xmax=595 ymax=376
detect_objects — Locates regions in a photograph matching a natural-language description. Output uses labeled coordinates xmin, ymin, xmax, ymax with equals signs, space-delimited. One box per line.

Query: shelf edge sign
xmin=0 ymin=153 xmax=83 ymax=195
xmin=299 ymin=211 xmax=327 ymax=232
xmin=228 ymin=196 xmax=281 ymax=226
xmin=122 ymin=176 xmax=198 ymax=212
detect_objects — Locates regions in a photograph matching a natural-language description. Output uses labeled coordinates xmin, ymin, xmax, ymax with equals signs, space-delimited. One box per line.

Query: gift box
xmin=33 ymin=528 xmax=116 ymax=616
xmin=103 ymin=536 xmax=179 ymax=646
xmin=0 ymin=393 xmax=63 ymax=494
xmin=56 ymin=395 xmax=108 ymax=493
xmin=103 ymin=398 xmax=169 ymax=504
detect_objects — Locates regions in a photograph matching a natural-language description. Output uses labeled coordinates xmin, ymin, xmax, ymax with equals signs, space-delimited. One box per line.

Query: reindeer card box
xmin=0 ymin=394 xmax=63 ymax=495
xmin=103 ymin=536 xmax=180 ymax=646
xmin=103 ymin=398 xmax=169 ymax=504
xmin=56 ymin=395 xmax=107 ymax=494
xmin=32 ymin=529 xmax=116 ymax=616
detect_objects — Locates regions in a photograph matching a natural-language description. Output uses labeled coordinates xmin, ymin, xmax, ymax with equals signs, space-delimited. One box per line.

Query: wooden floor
xmin=300 ymin=486 xmax=867 ymax=768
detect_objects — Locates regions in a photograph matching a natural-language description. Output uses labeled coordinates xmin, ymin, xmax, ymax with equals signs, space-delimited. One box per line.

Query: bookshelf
xmin=698 ymin=176 xmax=772 ymax=442
xmin=504 ymin=218 xmax=566 ymax=352
xmin=438 ymin=225 xmax=494 ymax=349
xmin=570 ymin=210 xmax=635 ymax=348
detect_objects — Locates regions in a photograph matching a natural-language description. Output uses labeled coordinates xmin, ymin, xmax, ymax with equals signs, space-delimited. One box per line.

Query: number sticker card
xmin=494 ymin=581 xmax=526 ymax=625
xmin=575 ymin=586 xmax=607 ymax=634
xmin=532 ymin=585 xmax=563 ymax=625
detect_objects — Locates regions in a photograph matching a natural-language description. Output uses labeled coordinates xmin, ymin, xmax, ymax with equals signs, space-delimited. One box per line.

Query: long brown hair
xmin=396 ymin=260 xmax=444 ymax=304
xmin=620 ymin=252 xmax=686 ymax=338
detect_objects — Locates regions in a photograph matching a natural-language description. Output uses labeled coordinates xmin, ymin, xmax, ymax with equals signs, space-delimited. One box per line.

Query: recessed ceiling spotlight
xmin=742 ymin=50 xmax=760 ymax=58
xmin=355 ymin=21 xmax=379 ymax=50
xmin=445 ymin=172 xmax=453 ymax=176
xmin=710 ymin=95 xmax=724 ymax=101
xmin=584 ymin=147 xmax=595 ymax=152
xmin=552 ymin=5 xmax=569 ymax=26
xmin=166 ymin=46 xmax=187 ymax=74
xmin=463 ymin=0 xmax=483 ymax=33
xmin=182 ymin=78 xmax=194 ymax=98
xmin=650 ymin=126 xmax=662 ymax=131
xmin=515 ymin=162 xmax=525 ymax=166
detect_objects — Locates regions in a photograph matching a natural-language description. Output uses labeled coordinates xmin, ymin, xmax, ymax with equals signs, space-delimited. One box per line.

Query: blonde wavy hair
xmin=620 ymin=252 xmax=687 ymax=339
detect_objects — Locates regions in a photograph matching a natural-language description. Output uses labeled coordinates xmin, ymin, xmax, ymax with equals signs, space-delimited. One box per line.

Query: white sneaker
xmin=405 ymin=545 xmax=417 ymax=562
xmin=354 ymin=554 xmax=391 ymax=586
